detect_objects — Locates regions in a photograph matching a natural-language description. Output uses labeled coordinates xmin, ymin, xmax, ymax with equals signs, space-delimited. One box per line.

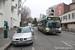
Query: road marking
xmin=61 ymin=41 xmax=72 ymax=47
xmin=66 ymin=41 xmax=75 ymax=45
xmin=32 ymin=47 xmax=35 ymax=50
xmin=54 ymin=47 xmax=73 ymax=50
xmin=70 ymin=41 xmax=75 ymax=44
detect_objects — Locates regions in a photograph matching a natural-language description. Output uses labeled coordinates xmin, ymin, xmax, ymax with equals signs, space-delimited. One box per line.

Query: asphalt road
xmin=7 ymin=27 xmax=75 ymax=50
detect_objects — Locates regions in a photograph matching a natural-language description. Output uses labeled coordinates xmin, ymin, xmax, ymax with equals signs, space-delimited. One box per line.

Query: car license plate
xmin=17 ymin=41 xmax=22 ymax=43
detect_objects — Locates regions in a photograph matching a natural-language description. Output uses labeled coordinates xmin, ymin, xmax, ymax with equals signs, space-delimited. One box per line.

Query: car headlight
xmin=27 ymin=37 xmax=32 ymax=40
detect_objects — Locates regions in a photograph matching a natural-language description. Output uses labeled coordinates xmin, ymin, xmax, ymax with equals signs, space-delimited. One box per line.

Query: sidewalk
xmin=0 ymin=28 xmax=17 ymax=50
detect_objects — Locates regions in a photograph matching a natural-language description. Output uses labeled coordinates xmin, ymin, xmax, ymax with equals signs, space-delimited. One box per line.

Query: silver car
xmin=12 ymin=27 xmax=34 ymax=45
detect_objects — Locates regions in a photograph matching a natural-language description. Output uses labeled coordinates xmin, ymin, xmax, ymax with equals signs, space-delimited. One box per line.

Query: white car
xmin=12 ymin=27 xmax=34 ymax=45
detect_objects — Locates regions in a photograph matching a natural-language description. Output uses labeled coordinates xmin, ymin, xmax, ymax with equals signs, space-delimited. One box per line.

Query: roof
xmin=38 ymin=18 xmax=47 ymax=22
xmin=38 ymin=17 xmax=60 ymax=22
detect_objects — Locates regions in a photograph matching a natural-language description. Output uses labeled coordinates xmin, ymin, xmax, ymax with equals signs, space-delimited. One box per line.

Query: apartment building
xmin=0 ymin=0 xmax=21 ymax=31
xmin=59 ymin=0 xmax=75 ymax=32
xmin=46 ymin=5 xmax=57 ymax=17
xmin=40 ymin=14 xmax=46 ymax=20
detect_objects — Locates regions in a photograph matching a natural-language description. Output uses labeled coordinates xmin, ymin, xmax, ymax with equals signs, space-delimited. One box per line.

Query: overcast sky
xmin=22 ymin=0 xmax=72 ymax=18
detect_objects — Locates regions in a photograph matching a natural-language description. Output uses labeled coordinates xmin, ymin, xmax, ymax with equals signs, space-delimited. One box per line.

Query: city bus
xmin=37 ymin=17 xmax=61 ymax=34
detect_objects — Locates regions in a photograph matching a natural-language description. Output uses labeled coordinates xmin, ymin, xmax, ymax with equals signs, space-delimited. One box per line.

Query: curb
xmin=0 ymin=41 xmax=11 ymax=50
xmin=4 ymin=42 xmax=12 ymax=50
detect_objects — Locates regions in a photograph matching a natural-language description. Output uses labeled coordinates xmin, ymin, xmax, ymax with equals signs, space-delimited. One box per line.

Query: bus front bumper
xmin=46 ymin=30 xmax=61 ymax=34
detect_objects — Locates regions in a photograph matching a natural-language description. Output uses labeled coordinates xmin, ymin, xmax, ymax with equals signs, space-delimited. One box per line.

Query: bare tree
xmin=21 ymin=6 xmax=33 ymax=26
xmin=21 ymin=6 xmax=31 ymax=21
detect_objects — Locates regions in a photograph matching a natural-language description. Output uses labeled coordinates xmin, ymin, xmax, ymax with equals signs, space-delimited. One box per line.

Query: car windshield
xmin=17 ymin=27 xmax=31 ymax=33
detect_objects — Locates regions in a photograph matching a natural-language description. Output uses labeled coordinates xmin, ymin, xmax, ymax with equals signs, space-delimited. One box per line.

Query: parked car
xmin=12 ymin=27 xmax=34 ymax=45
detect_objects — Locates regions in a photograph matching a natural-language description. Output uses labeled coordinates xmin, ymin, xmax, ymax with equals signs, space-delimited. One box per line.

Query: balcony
xmin=11 ymin=1 xmax=16 ymax=9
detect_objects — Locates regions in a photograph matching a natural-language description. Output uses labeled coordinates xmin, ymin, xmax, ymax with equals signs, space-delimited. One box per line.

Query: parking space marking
xmin=61 ymin=41 xmax=72 ymax=47
xmin=66 ymin=41 xmax=75 ymax=45
xmin=32 ymin=47 xmax=35 ymax=50
xmin=70 ymin=41 xmax=75 ymax=43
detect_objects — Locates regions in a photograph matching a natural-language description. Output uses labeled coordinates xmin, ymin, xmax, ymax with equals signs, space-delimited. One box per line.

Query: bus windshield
xmin=48 ymin=20 xmax=61 ymax=28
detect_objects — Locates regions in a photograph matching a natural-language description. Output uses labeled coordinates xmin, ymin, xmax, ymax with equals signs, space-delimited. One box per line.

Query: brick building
xmin=55 ymin=3 xmax=70 ymax=17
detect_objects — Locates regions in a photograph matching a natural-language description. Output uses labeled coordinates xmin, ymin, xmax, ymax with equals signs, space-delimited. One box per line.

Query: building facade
xmin=46 ymin=5 xmax=57 ymax=17
xmin=0 ymin=0 xmax=21 ymax=31
xmin=40 ymin=14 xmax=46 ymax=20
xmin=60 ymin=10 xmax=75 ymax=31
xmin=55 ymin=3 xmax=70 ymax=17
xmin=60 ymin=0 xmax=75 ymax=32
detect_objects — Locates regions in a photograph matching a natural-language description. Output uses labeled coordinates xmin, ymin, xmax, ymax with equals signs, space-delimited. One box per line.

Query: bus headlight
xmin=46 ymin=28 xmax=50 ymax=32
xmin=58 ymin=28 xmax=61 ymax=31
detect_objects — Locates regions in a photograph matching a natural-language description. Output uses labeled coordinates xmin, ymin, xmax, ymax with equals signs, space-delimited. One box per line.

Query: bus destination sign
xmin=47 ymin=17 xmax=60 ymax=20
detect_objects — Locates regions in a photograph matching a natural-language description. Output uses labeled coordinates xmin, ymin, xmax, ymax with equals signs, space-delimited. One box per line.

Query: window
xmin=59 ymin=10 xmax=61 ymax=15
xmin=17 ymin=27 xmax=31 ymax=33
xmin=68 ymin=14 xmax=70 ymax=19
xmin=59 ymin=6 xmax=61 ymax=10
xmin=72 ymin=13 xmax=74 ymax=18
xmin=61 ymin=17 xmax=62 ymax=22
xmin=63 ymin=16 xmax=65 ymax=20
xmin=65 ymin=15 xmax=67 ymax=20
xmin=63 ymin=16 xmax=64 ymax=20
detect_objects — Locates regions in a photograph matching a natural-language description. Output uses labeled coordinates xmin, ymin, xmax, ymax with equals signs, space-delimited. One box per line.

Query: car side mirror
xmin=32 ymin=32 xmax=34 ymax=35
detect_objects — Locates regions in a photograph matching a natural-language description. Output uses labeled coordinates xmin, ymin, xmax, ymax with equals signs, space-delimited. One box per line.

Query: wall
xmin=72 ymin=0 xmax=75 ymax=3
xmin=64 ymin=4 xmax=70 ymax=13
xmin=55 ymin=3 xmax=64 ymax=17
xmin=4 ymin=0 xmax=11 ymax=29
xmin=0 ymin=0 xmax=5 ymax=31
xmin=60 ymin=10 xmax=75 ymax=23
xmin=68 ymin=24 xmax=75 ymax=29
xmin=70 ymin=4 xmax=75 ymax=10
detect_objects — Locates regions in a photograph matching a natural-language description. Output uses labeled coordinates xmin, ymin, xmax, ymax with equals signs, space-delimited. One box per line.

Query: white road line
xmin=66 ymin=41 xmax=75 ymax=45
xmin=70 ymin=41 xmax=75 ymax=43
xmin=32 ymin=47 xmax=35 ymax=50
xmin=61 ymin=41 xmax=72 ymax=47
